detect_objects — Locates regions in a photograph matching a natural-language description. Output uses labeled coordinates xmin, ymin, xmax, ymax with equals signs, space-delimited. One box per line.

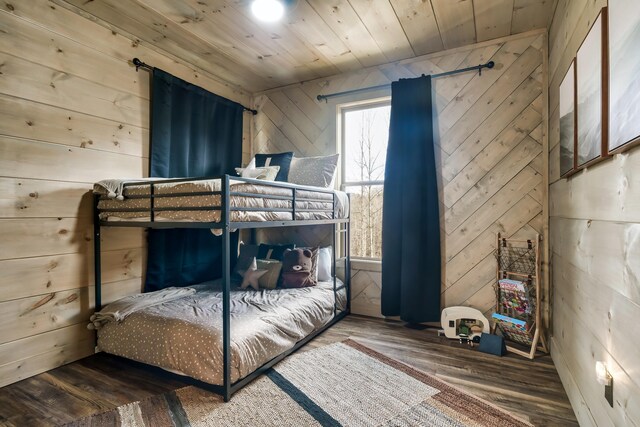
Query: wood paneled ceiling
xmin=58 ymin=0 xmax=555 ymax=92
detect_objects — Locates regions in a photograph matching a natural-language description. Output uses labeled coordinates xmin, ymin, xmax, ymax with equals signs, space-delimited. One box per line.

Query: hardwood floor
xmin=0 ymin=315 xmax=577 ymax=426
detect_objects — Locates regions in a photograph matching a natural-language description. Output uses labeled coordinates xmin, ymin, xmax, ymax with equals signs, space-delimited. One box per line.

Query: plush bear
xmin=280 ymin=248 xmax=317 ymax=288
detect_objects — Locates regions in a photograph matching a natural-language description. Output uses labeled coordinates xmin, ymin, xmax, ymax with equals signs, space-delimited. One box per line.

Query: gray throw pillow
xmin=288 ymin=154 xmax=339 ymax=188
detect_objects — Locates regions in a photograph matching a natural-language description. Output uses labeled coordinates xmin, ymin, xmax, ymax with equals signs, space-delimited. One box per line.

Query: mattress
xmin=97 ymin=279 xmax=347 ymax=385
xmin=94 ymin=179 xmax=349 ymax=225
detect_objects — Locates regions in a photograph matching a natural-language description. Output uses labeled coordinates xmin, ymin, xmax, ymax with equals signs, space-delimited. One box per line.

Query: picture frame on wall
xmin=559 ymin=60 xmax=576 ymax=177
xmin=575 ymin=8 xmax=608 ymax=167
xmin=608 ymin=0 xmax=640 ymax=153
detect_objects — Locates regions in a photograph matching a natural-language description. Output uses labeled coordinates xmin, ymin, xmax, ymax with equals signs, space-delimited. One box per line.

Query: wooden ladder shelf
xmin=493 ymin=233 xmax=548 ymax=359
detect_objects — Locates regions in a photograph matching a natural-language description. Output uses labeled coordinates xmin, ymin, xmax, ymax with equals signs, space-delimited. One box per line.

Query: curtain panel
xmin=145 ymin=69 xmax=244 ymax=291
xmin=381 ymin=75 xmax=442 ymax=323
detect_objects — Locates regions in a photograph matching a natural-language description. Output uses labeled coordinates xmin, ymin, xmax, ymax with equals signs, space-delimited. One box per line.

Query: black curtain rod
xmin=316 ymin=61 xmax=495 ymax=102
xmin=132 ymin=58 xmax=258 ymax=115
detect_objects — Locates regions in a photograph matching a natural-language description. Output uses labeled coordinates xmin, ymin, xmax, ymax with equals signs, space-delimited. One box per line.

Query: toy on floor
xmin=440 ymin=306 xmax=490 ymax=343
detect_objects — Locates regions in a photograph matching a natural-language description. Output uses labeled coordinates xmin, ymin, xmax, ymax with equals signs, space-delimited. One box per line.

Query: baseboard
xmin=550 ymin=336 xmax=597 ymax=427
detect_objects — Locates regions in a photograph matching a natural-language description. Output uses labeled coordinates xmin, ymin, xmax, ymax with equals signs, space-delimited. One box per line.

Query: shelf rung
xmin=499 ymin=271 xmax=536 ymax=278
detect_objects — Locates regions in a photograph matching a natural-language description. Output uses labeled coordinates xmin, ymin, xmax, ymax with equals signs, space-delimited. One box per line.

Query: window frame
xmin=338 ymin=98 xmax=391 ymax=261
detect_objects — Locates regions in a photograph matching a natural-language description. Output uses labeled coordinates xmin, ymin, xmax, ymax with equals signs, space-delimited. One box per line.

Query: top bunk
xmin=93 ymin=175 xmax=350 ymax=230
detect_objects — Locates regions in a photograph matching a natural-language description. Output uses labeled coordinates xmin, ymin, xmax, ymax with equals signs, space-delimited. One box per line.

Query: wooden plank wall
xmin=252 ymin=30 xmax=548 ymax=322
xmin=0 ymin=0 xmax=251 ymax=387
xmin=548 ymin=1 xmax=640 ymax=425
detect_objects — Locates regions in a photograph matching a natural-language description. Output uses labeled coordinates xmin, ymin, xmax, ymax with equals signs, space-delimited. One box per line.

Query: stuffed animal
xmin=280 ymin=248 xmax=316 ymax=288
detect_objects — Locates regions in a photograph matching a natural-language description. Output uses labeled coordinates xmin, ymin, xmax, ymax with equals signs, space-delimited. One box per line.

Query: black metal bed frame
xmin=93 ymin=174 xmax=350 ymax=401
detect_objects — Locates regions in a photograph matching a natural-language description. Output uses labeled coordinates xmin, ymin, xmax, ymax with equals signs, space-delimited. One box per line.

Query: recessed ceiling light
xmin=251 ymin=0 xmax=285 ymax=23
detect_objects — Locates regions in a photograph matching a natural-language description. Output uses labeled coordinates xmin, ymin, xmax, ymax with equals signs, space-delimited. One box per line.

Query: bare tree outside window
xmin=342 ymin=103 xmax=391 ymax=259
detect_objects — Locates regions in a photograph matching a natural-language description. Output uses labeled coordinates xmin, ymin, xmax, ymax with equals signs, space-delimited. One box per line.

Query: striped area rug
xmin=66 ymin=340 xmax=531 ymax=426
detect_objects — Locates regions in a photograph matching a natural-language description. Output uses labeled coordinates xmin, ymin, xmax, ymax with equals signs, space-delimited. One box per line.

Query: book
xmin=492 ymin=313 xmax=533 ymax=346
xmin=497 ymin=279 xmax=530 ymax=316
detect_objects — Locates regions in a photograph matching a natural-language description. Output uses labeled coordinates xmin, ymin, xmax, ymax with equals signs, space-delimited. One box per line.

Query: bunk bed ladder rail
xmin=221 ymin=174 xmax=232 ymax=402
xmin=93 ymin=193 xmax=102 ymax=312
xmin=346 ymin=193 xmax=351 ymax=313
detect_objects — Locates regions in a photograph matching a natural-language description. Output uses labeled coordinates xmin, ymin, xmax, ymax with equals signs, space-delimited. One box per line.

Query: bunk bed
xmin=92 ymin=175 xmax=350 ymax=401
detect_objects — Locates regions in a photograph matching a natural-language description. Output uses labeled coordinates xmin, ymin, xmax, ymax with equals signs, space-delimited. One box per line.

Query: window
xmin=341 ymin=101 xmax=391 ymax=259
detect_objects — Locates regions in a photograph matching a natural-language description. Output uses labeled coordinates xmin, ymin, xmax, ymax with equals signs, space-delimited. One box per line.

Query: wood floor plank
xmin=0 ymin=315 xmax=577 ymax=426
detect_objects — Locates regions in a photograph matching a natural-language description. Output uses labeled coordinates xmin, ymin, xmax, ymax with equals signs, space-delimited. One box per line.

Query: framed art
xmin=559 ymin=60 xmax=576 ymax=177
xmin=576 ymin=8 xmax=608 ymax=167
xmin=608 ymin=0 xmax=640 ymax=153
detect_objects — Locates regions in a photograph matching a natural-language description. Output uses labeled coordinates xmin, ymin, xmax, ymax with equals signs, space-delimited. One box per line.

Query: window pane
xmin=345 ymin=185 xmax=383 ymax=258
xmin=343 ymin=104 xmax=391 ymax=183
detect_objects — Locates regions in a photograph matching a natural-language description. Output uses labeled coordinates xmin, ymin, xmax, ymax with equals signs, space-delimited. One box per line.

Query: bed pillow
xmin=317 ymin=246 xmax=333 ymax=282
xmin=257 ymin=243 xmax=295 ymax=261
xmin=288 ymin=154 xmax=339 ymax=188
xmin=257 ymin=259 xmax=282 ymax=290
xmin=280 ymin=247 xmax=318 ymax=288
xmin=235 ymin=158 xmax=280 ymax=181
xmin=235 ymin=243 xmax=259 ymax=279
xmin=254 ymin=152 xmax=293 ymax=182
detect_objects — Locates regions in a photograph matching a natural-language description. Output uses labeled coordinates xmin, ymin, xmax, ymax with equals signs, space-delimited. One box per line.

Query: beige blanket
xmin=88 ymin=287 xmax=196 ymax=330
xmin=97 ymin=279 xmax=347 ymax=385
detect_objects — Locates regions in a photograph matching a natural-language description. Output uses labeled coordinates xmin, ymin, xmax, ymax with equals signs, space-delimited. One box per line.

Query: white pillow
xmin=236 ymin=158 xmax=280 ymax=181
xmin=288 ymin=154 xmax=339 ymax=187
xmin=317 ymin=246 xmax=332 ymax=282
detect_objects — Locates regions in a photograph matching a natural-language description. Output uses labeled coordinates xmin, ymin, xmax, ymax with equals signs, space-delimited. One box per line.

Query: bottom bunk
xmin=94 ymin=278 xmax=347 ymax=386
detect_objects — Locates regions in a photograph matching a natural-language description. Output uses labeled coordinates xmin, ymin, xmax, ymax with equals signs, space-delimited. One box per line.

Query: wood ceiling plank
xmin=135 ymin=0 xmax=314 ymax=84
xmin=431 ymin=0 xmax=476 ymax=49
xmin=307 ymin=0 xmax=388 ymax=68
xmin=347 ymin=0 xmax=414 ymax=62
xmin=283 ymin=0 xmax=362 ymax=73
xmin=511 ymin=0 xmax=554 ymax=34
xmin=197 ymin=0 xmax=341 ymax=78
xmin=388 ymin=0 xmax=443 ymax=56
xmin=225 ymin=0 xmax=348 ymax=76
xmin=473 ymin=0 xmax=514 ymax=42
xmin=59 ymin=0 xmax=268 ymax=91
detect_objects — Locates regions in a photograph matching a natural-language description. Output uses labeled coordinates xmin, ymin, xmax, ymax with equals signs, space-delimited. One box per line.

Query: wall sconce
xmin=595 ymin=361 xmax=613 ymax=407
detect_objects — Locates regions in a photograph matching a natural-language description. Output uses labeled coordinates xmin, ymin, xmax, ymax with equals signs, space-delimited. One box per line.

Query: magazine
xmin=497 ymin=278 xmax=530 ymax=316
xmin=492 ymin=313 xmax=533 ymax=346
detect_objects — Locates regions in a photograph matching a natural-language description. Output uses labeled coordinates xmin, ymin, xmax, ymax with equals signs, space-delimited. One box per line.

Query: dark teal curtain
xmin=145 ymin=69 xmax=243 ymax=292
xmin=381 ymin=75 xmax=441 ymax=323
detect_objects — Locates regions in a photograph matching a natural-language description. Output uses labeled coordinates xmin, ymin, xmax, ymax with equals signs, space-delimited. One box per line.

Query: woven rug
xmin=66 ymin=340 xmax=531 ymax=426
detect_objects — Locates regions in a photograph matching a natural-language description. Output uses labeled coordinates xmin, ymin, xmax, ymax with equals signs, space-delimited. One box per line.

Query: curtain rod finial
xmin=132 ymin=57 xmax=144 ymax=71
